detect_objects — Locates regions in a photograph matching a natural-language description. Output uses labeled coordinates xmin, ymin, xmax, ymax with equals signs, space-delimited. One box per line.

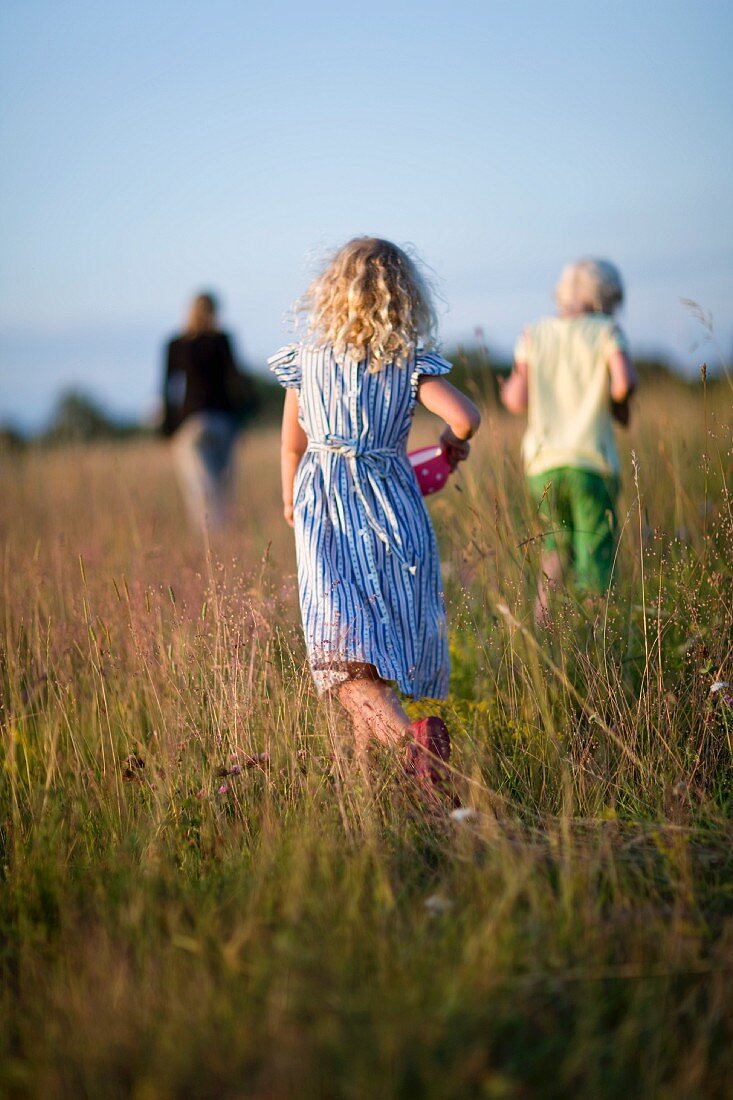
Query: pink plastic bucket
xmin=408 ymin=445 xmax=453 ymax=496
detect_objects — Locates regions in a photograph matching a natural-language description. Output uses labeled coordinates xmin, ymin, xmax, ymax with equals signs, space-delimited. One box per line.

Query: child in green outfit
xmin=502 ymin=258 xmax=637 ymax=622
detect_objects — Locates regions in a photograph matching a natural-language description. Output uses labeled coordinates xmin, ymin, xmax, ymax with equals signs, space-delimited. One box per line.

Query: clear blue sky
xmin=1 ymin=0 xmax=731 ymax=428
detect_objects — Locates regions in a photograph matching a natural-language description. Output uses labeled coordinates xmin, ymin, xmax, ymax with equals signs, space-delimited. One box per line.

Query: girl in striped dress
xmin=269 ymin=237 xmax=480 ymax=786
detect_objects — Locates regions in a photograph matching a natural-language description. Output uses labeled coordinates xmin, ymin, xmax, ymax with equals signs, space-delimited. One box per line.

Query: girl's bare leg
xmin=336 ymin=666 xmax=453 ymax=799
xmin=337 ymin=669 xmax=410 ymax=759
xmin=535 ymin=549 xmax=564 ymax=628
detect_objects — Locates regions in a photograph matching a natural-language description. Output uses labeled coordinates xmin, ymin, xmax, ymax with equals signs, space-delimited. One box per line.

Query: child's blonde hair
xmin=300 ymin=237 xmax=438 ymax=370
xmin=555 ymin=259 xmax=624 ymax=316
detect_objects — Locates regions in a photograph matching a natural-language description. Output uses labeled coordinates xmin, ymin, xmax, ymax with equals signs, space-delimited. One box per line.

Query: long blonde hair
xmin=299 ymin=237 xmax=438 ymax=370
xmin=185 ymin=292 xmax=219 ymax=338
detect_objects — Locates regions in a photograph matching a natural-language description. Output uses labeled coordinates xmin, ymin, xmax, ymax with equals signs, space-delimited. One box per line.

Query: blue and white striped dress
xmin=268 ymin=343 xmax=452 ymax=698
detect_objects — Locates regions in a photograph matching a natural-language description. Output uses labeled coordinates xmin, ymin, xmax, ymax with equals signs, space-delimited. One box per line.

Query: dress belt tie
xmin=308 ymin=436 xmax=414 ymax=569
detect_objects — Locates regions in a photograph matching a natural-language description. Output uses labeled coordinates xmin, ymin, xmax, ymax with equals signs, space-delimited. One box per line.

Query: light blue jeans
xmin=172 ymin=412 xmax=237 ymax=531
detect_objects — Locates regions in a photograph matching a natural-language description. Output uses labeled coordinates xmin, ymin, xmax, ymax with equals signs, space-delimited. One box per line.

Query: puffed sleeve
xmin=267 ymin=344 xmax=301 ymax=392
xmin=410 ymin=350 xmax=452 ymax=405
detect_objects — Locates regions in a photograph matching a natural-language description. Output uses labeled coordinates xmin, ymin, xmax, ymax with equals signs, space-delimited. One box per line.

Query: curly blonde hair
xmin=299 ymin=237 xmax=438 ymax=370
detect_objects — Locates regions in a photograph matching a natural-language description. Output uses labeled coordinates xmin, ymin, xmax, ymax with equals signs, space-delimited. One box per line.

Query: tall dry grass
xmin=1 ymin=382 xmax=732 ymax=1099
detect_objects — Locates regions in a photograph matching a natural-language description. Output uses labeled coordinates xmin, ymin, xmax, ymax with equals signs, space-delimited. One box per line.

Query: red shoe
xmin=405 ymin=716 xmax=451 ymax=784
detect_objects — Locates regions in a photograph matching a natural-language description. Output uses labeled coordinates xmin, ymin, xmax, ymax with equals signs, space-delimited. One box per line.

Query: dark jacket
xmin=162 ymin=331 xmax=258 ymax=436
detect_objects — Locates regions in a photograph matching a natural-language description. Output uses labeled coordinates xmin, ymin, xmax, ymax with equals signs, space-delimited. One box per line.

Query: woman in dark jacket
xmin=163 ymin=292 xmax=257 ymax=531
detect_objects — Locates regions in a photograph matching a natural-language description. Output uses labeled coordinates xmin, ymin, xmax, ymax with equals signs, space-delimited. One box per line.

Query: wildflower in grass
xmin=450 ymin=807 xmax=477 ymax=824
xmin=230 ymin=764 xmax=242 ymax=775
xmin=217 ymin=784 xmax=229 ymax=795
xmin=424 ymin=894 xmax=453 ymax=914
xmin=710 ymin=681 xmax=730 ymax=694
xmin=244 ymin=752 xmax=269 ymax=767
xmin=122 ymin=753 xmax=145 ymax=780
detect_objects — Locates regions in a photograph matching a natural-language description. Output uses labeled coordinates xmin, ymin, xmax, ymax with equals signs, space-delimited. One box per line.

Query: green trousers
xmin=527 ymin=466 xmax=620 ymax=593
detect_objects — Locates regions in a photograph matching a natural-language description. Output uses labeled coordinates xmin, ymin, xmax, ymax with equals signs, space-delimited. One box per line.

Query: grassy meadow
xmin=1 ymin=375 xmax=732 ymax=1099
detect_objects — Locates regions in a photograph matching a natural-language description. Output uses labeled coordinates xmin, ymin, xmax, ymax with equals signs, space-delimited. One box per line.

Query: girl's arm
xmin=161 ymin=341 xmax=178 ymax=437
xmin=501 ymin=359 xmax=529 ymax=415
xmin=608 ymin=349 xmax=638 ymax=427
xmin=417 ymin=378 xmax=481 ymax=467
xmin=280 ymin=388 xmax=308 ymax=526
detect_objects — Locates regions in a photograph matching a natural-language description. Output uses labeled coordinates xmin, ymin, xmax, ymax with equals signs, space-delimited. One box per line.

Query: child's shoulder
xmin=268 ymin=343 xmax=302 ymax=390
xmin=572 ymin=312 xmax=622 ymax=335
xmin=523 ymin=315 xmax=561 ymax=336
xmin=269 ymin=341 xmax=335 ymax=364
xmin=268 ymin=342 xmax=343 ymax=391
xmin=515 ymin=316 xmax=557 ymax=351
xmin=413 ymin=349 xmax=452 ymax=375
xmin=573 ymin=314 xmax=629 ymax=353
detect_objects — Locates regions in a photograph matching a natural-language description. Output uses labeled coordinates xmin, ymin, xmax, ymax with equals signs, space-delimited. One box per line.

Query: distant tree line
xmin=442 ymin=347 xmax=721 ymax=407
xmin=0 ymin=351 xmax=724 ymax=451
xmin=0 ymin=376 xmax=286 ymax=450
